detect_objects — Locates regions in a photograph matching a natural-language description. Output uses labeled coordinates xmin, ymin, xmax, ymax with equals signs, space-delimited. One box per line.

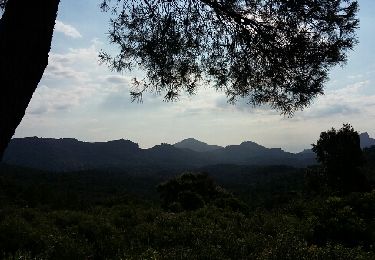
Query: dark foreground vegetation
xmin=0 ymin=127 xmax=375 ymax=259
xmin=0 ymin=161 xmax=374 ymax=258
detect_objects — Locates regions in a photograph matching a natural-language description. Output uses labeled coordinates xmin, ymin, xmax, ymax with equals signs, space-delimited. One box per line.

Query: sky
xmin=14 ymin=0 xmax=375 ymax=152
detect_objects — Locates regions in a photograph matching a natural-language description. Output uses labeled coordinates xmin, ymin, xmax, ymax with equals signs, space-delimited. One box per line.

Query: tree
xmin=312 ymin=124 xmax=367 ymax=192
xmin=0 ymin=0 xmax=60 ymax=159
xmin=100 ymin=0 xmax=358 ymax=114
xmin=157 ymin=172 xmax=219 ymax=211
xmin=0 ymin=0 xmax=8 ymax=9
xmin=157 ymin=172 xmax=248 ymax=212
xmin=0 ymin=0 xmax=359 ymax=160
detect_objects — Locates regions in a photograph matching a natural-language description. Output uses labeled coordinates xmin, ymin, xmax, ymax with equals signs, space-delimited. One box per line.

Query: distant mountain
xmin=208 ymin=141 xmax=312 ymax=166
xmin=360 ymin=132 xmax=375 ymax=149
xmin=144 ymin=143 xmax=210 ymax=168
xmin=3 ymin=137 xmax=317 ymax=172
xmin=174 ymin=138 xmax=222 ymax=152
xmin=3 ymin=137 xmax=142 ymax=172
xmin=299 ymin=149 xmax=314 ymax=154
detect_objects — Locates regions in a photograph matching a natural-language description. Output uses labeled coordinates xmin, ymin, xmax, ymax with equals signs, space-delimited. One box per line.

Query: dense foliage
xmin=0 ymin=0 xmax=7 ymax=10
xmin=100 ymin=0 xmax=359 ymax=114
xmin=157 ymin=172 xmax=248 ymax=212
xmin=312 ymin=124 xmax=369 ymax=192
xmin=0 ymin=155 xmax=374 ymax=259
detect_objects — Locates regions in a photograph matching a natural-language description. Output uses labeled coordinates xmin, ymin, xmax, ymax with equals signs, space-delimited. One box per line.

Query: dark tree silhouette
xmin=158 ymin=173 xmax=215 ymax=210
xmin=312 ymin=124 xmax=368 ymax=192
xmin=0 ymin=0 xmax=60 ymax=159
xmin=0 ymin=0 xmax=7 ymax=10
xmin=157 ymin=172 xmax=225 ymax=211
xmin=100 ymin=0 xmax=359 ymax=114
xmin=0 ymin=0 xmax=359 ymax=160
xmin=157 ymin=172 xmax=248 ymax=212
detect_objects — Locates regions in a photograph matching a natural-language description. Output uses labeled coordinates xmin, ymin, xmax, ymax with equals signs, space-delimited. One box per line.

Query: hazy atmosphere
xmin=12 ymin=0 xmax=375 ymax=152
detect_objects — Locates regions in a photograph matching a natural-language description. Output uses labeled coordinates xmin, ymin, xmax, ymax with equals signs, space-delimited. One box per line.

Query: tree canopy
xmin=100 ymin=0 xmax=359 ymax=114
xmin=157 ymin=172 xmax=247 ymax=212
xmin=0 ymin=0 xmax=7 ymax=10
xmin=312 ymin=124 xmax=363 ymax=170
xmin=312 ymin=124 xmax=367 ymax=192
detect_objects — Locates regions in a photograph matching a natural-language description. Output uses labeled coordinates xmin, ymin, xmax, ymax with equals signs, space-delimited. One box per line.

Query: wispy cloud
xmin=292 ymin=80 xmax=375 ymax=120
xmin=105 ymin=75 xmax=132 ymax=85
xmin=26 ymin=43 xmax=105 ymax=116
xmin=302 ymin=103 xmax=360 ymax=119
xmin=55 ymin=20 xmax=82 ymax=39
xmin=27 ymin=85 xmax=88 ymax=115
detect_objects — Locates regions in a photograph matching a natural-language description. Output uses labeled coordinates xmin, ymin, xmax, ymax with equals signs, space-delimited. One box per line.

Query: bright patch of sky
xmin=14 ymin=0 xmax=375 ymax=152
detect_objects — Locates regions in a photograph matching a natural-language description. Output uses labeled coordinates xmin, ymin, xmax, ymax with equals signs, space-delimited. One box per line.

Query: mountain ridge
xmin=3 ymin=136 xmax=314 ymax=171
xmin=3 ymin=133 xmax=374 ymax=172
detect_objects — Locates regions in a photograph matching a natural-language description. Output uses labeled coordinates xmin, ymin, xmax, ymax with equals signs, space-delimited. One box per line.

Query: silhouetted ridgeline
xmin=2 ymin=134 xmax=373 ymax=172
xmin=3 ymin=137 xmax=319 ymax=171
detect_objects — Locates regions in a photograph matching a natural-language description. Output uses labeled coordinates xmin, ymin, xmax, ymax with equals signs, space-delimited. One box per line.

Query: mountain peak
xmin=240 ymin=141 xmax=264 ymax=147
xmin=174 ymin=138 xmax=222 ymax=152
xmin=177 ymin=138 xmax=206 ymax=145
xmin=360 ymin=132 xmax=375 ymax=148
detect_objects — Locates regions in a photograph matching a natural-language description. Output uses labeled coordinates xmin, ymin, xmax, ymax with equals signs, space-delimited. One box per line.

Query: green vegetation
xmin=0 ymin=158 xmax=374 ymax=259
xmin=0 ymin=126 xmax=374 ymax=259
xmin=157 ymin=173 xmax=248 ymax=213
xmin=312 ymin=124 xmax=369 ymax=192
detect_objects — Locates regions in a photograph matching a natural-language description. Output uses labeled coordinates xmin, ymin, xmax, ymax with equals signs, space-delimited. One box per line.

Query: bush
xmin=157 ymin=172 xmax=235 ymax=211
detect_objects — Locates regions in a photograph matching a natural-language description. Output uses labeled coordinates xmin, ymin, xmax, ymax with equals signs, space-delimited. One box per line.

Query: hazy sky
xmin=14 ymin=0 xmax=375 ymax=152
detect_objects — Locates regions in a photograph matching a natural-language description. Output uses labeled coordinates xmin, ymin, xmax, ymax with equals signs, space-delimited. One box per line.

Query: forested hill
xmin=3 ymin=137 xmax=316 ymax=171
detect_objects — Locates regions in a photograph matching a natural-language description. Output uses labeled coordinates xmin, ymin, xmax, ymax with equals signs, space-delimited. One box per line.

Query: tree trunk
xmin=0 ymin=0 xmax=60 ymax=160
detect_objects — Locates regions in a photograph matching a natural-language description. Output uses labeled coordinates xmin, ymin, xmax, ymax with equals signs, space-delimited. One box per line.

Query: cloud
xmin=29 ymin=105 xmax=48 ymax=115
xmin=26 ymin=43 xmax=107 ymax=116
xmin=48 ymin=45 xmax=98 ymax=68
xmin=26 ymin=85 xmax=87 ymax=115
xmin=347 ymin=74 xmax=364 ymax=80
xmin=214 ymin=95 xmax=281 ymax=117
xmin=105 ymin=75 xmax=132 ymax=85
xmin=101 ymin=92 xmax=132 ymax=110
xmin=302 ymin=103 xmax=360 ymax=119
xmin=43 ymin=44 xmax=102 ymax=83
xmin=100 ymin=75 xmax=133 ymax=93
xmin=55 ymin=20 xmax=82 ymax=39
xmin=45 ymin=63 xmax=86 ymax=80
xmin=293 ymin=80 xmax=375 ymax=120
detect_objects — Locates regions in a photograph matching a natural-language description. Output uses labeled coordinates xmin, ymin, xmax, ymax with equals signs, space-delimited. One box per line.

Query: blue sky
xmin=14 ymin=0 xmax=375 ymax=152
